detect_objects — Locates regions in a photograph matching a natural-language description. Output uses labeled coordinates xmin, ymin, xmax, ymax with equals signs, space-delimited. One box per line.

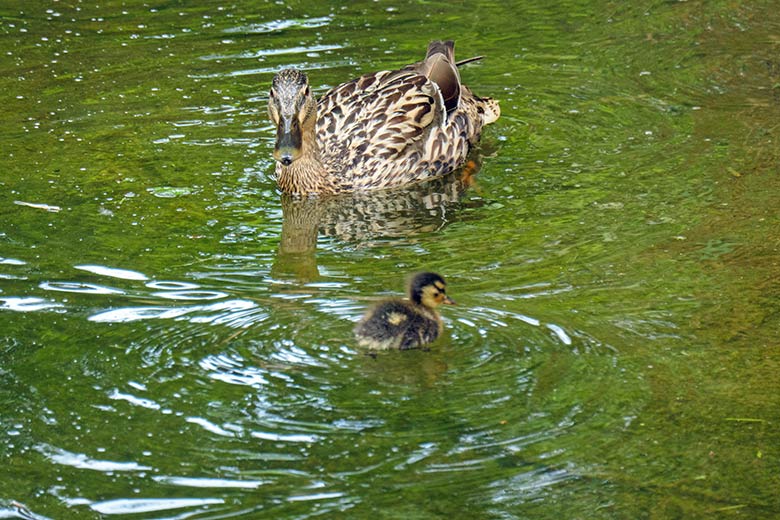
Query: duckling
xmin=268 ymin=40 xmax=501 ymax=196
xmin=354 ymin=272 xmax=456 ymax=350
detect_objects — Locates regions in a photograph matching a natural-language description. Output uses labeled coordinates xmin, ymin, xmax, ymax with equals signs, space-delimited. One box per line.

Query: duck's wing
xmin=315 ymin=41 xmax=499 ymax=190
xmin=400 ymin=311 xmax=440 ymax=350
xmin=354 ymin=300 xmax=418 ymax=350
xmin=317 ymin=69 xmax=443 ymax=173
xmin=317 ymin=41 xmax=461 ymax=166
xmin=355 ymin=300 xmax=442 ymax=350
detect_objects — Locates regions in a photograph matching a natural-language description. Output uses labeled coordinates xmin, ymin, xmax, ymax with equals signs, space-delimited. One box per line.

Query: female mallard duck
xmin=354 ymin=272 xmax=455 ymax=350
xmin=268 ymin=40 xmax=500 ymax=195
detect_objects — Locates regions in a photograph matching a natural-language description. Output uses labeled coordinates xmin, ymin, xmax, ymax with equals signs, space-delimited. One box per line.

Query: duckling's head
xmin=268 ymin=69 xmax=317 ymax=166
xmin=409 ymin=272 xmax=456 ymax=309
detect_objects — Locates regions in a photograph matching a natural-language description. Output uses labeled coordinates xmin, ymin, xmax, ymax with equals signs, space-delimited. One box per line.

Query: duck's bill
xmin=274 ymin=116 xmax=302 ymax=165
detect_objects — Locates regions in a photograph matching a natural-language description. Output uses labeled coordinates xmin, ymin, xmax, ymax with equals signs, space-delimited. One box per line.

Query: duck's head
xmin=268 ymin=69 xmax=317 ymax=166
xmin=409 ymin=272 xmax=456 ymax=309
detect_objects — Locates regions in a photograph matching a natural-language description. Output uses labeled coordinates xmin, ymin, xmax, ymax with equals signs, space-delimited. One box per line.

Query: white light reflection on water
xmin=200 ymin=353 xmax=270 ymax=387
xmin=145 ymin=280 xmax=200 ymax=291
xmin=487 ymin=467 xmax=576 ymax=508
xmin=0 ymin=257 xmax=26 ymax=265
xmin=185 ymin=416 xmax=239 ymax=437
xmin=0 ymin=297 xmax=64 ymax=312
xmin=89 ymin=498 xmax=224 ymax=515
xmin=222 ymin=16 xmax=333 ymax=34
xmin=151 ymin=290 xmax=228 ymax=301
xmin=36 ymin=445 xmax=152 ymax=472
xmin=107 ymin=389 xmax=161 ymax=411
xmin=459 ymin=305 xmax=577 ymax=349
xmin=89 ymin=306 xmax=191 ymax=323
xmin=546 ymin=323 xmax=573 ymax=345
xmin=152 ymin=475 xmax=266 ymax=489
xmin=287 ymin=491 xmax=345 ymax=502
xmin=88 ymin=299 xmax=263 ymax=327
xmin=38 ymin=281 xmax=125 ymax=295
xmin=74 ymin=264 xmax=149 ymax=281
xmin=250 ymin=431 xmax=319 ymax=443
xmin=13 ymin=201 xmax=61 ymax=213
xmin=201 ymin=43 xmax=343 ymax=61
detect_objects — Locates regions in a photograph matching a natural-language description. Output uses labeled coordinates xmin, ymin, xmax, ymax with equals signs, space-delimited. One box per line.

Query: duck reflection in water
xmin=270 ymin=158 xmax=487 ymax=281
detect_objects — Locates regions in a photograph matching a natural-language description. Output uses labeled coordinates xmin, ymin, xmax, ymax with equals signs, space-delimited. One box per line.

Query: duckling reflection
xmin=271 ymin=164 xmax=485 ymax=281
xmin=354 ymin=272 xmax=455 ymax=351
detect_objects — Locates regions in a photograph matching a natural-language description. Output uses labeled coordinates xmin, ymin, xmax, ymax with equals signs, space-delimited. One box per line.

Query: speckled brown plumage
xmin=267 ymin=40 xmax=500 ymax=196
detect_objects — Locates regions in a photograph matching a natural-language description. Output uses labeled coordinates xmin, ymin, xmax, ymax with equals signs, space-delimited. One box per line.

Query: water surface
xmin=1 ymin=1 xmax=779 ymax=518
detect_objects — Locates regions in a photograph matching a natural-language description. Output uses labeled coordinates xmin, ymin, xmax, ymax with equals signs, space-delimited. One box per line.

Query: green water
xmin=1 ymin=1 xmax=779 ymax=518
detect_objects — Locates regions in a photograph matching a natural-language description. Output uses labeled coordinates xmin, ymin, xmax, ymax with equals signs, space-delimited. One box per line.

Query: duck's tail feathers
xmin=455 ymin=55 xmax=483 ymax=67
xmin=422 ymin=40 xmax=461 ymax=113
xmin=425 ymin=40 xmax=456 ymax=62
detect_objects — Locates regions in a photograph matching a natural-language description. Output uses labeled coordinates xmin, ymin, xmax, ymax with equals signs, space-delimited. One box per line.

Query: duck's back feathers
xmin=317 ymin=70 xmax=440 ymax=188
xmin=317 ymin=40 xmax=498 ymax=189
xmin=354 ymin=299 xmax=441 ymax=350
